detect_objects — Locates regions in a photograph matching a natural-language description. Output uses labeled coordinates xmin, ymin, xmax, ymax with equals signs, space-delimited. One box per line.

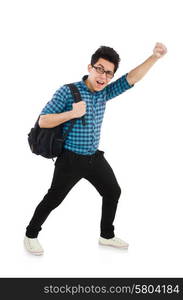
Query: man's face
xmin=87 ymin=58 xmax=115 ymax=92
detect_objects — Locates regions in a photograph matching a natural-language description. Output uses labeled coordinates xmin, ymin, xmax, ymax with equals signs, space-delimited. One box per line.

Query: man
xmin=24 ymin=43 xmax=167 ymax=255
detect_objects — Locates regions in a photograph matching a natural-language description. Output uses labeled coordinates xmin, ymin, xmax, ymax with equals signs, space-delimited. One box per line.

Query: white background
xmin=0 ymin=0 xmax=183 ymax=277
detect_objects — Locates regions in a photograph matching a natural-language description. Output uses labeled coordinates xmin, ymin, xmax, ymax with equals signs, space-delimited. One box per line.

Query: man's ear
xmin=88 ymin=64 xmax=92 ymax=72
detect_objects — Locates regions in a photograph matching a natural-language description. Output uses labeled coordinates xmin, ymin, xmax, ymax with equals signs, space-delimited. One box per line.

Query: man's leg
xmin=84 ymin=152 xmax=121 ymax=239
xmin=26 ymin=155 xmax=82 ymax=238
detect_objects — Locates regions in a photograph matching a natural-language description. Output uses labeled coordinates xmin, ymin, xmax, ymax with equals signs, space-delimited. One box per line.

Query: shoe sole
xmin=27 ymin=251 xmax=44 ymax=256
xmin=99 ymin=241 xmax=128 ymax=249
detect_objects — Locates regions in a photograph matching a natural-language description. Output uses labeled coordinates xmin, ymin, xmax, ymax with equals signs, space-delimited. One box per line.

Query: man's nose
xmin=100 ymin=72 xmax=107 ymax=81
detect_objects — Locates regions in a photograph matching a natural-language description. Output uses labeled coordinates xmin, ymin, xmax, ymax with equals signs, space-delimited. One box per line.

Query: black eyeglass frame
xmin=91 ymin=64 xmax=114 ymax=79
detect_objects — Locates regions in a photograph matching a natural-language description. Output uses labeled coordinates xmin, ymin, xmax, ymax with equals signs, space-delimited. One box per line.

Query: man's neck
xmin=85 ymin=78 xmax=95 ymax=92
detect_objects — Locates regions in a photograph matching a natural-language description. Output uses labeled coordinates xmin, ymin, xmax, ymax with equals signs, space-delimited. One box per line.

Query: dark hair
xmin=91 ymin=46 xmax=120 ymax=73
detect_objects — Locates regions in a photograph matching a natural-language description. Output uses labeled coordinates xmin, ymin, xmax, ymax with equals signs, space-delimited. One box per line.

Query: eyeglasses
xmin=92 ymin=65 xmax=114 ymax=79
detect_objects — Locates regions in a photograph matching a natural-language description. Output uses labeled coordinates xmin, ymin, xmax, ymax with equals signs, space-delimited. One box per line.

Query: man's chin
xmin=94 ymin=84 xmax=106 ymax=91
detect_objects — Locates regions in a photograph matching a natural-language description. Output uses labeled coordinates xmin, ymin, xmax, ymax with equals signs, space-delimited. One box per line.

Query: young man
xmin=24 ymin=43 xmax=167 ymax=255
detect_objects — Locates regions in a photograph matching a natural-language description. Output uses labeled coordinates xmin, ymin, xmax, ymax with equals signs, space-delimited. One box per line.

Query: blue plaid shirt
xmin=40 ymin=73 xmax=134 ymax=155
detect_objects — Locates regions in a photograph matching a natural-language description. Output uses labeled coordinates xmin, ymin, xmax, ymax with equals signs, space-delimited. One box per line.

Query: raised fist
xmin=153 ymin=42 xmax=167 ymax=58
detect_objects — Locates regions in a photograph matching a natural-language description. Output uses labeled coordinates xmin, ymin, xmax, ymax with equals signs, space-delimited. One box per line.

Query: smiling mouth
xmin=96 ymin=80 xmax=105 ymax=86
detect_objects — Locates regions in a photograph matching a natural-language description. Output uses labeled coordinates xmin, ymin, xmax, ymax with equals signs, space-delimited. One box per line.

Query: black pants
xmin=26 ymin=149 xmax=121 ymax=239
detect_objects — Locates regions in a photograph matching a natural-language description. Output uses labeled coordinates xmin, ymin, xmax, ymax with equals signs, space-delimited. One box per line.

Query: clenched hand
xmin=72 ymin=101 xmax=86 ymax=118
xmin=153 ymin=42 xmax=167 ymax=58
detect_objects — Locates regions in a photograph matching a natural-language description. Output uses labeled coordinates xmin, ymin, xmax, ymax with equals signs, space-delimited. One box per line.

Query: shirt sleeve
xmin=105 ymin=73 xmax=134 ymax=102
xmin=40 ymin=85 xmax=68 ymax=115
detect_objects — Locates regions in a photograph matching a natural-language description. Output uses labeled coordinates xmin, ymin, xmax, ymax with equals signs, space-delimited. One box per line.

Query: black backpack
xmin=28 ymin=83 xmax=86 ymax=161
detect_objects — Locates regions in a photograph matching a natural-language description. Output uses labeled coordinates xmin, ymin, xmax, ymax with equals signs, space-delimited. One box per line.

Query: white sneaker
xmin=99 ymin=236 xmax=129 ymax=249
xmin=24 ymin=236 xmax=44 ymax=255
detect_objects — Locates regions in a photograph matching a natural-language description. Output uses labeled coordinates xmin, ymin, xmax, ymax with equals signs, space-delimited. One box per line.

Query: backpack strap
xmin=60 ymin=84 xmax=86 ymax=140
xmin=66 ymin=83 xmax=86 ymax=126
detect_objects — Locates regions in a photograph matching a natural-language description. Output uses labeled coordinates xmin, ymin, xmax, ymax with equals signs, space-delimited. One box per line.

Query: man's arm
xmin=38 ymin=84 xmax=86 ymax=128
xmin=127 ymin=42 xmax=167 ymax=85
xmin=39 ymin=111 xmax=75 ymax=128
xmin=39 ymin=101 xmax=86 ymax=128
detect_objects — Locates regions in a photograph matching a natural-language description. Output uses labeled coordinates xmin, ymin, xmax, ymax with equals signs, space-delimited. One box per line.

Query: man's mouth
xmin=96 ymin=80 xmax=105 ymax=86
